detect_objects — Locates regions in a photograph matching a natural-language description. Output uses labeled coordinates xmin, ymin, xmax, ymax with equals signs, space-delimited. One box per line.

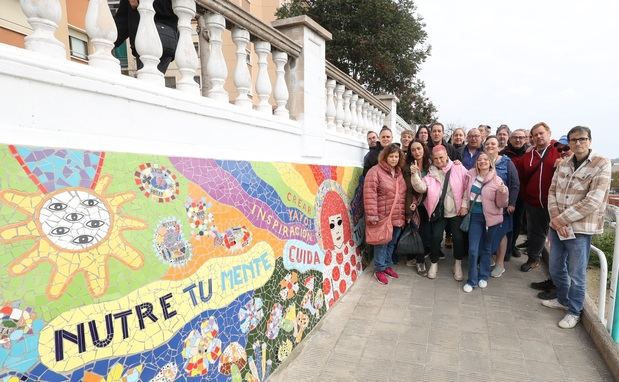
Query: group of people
xmin=362 ymin=122 xmax=611 ymax=329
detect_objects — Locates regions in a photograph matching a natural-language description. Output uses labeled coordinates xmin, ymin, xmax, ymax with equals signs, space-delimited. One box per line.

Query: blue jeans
xmin=466 ymin=213 xmax=500 ymax=286
xmin=549 ymin=229 xmax=591 ymax=316
xmin=374 ymin=226 xmax=402 ymax=272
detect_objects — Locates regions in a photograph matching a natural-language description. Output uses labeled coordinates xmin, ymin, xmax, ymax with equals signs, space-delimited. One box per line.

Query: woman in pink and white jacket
xmin=461 ymin=153 xmax=509 ymax=292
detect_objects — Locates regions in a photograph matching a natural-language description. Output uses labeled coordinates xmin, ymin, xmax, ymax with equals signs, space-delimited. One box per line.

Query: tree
xmin=276 ymin=0 xmax=437 ymax=124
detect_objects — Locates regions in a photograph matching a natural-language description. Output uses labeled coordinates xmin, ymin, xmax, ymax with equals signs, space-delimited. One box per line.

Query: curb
xmin=582 ymin=295 xmax=619 ymax=381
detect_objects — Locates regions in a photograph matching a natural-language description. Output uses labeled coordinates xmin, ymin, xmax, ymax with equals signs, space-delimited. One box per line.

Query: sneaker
xmin=491 ymin=265 xmax=505 ymax=278
xmin=406 ymin=259 xmax=416 ymax=267
xmin=558 ymin=313 xmax=580 ymax=329
xmin=537 ymin=289 xmax=557 ymax=300
xmin=428 ymin=263 xmax=438 ymax=279
xmin=416 ymin=262 xmax=427 ymax=276
xmin=375 ymin=271 xmax=389 ymax=285
xmin=541 ymin=298 xmax=568 ymax=310
xmin=530 ymin=279 xmax=555 ymax=291
xmin=444 ymin=236 xmax=453 ymax=249
xmin=463 ymin=284 xmax=473 ymax=293
xmin=478 ymin=280 xmax=488 ymax=288
xmin=520 ymin=258 xmax=540 ymax=272
xmin=453 ymin=260 xmax=463 ymax=281
xmin=384 ymin=267 xmax=399 ymax=279
xmin=511 ymin=247 xmax=523 ymax=258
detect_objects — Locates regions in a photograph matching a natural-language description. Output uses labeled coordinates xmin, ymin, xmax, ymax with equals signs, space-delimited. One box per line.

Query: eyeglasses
xmin=511 ymin=136 xmax=527 ymax=140
xmin=569 ymin=137 xmax=589 ymax=144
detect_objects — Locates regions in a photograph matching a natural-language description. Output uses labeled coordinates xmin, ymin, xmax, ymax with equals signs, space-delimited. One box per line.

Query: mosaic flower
xmin=293 ymin=311 xmax=310 ymax=343
xmin=184 ymin=197 xmax=217 ymax=238
xmin=219 ymin=342 xmax=247 ymax=375
xmin=279 ymin=272 xmax=299 ymax=300
xmin=216 ymin=226 xmax=253 ymax=252
xmin=244 ymin=341 xmax=273 ymax=382
xmin=238 ymin=297 xmax=264 ymax=334
xmin=265 ymin=303 xmax=283 ymax=340
xmin=277 ymin=339 xmax=293 ymax=362
xmin=280 ymin=304 xmax=296 ymax=333
xmin=83 ymin=363 xmax=142 ymax=382
xmin=0 ymin=303 xmax=38 ymax=348
xmin=182 ymin=316 xmax=222 ymax=376
xmin=301 ymin=290 xmax=317 ymax=317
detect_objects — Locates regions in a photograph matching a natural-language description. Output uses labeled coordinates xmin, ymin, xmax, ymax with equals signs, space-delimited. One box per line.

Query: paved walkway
xmin=270 ymin=255 xmax=613 ymax=382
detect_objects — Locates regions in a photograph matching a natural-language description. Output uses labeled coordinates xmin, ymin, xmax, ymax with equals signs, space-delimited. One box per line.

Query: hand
xmin=507 ymin=206 xmax=515 ymax=214
xmin=409 ymin=163 xmax=419 ymax=174
xmin=549 ymin=217 xmax=563 ymax=231
xmin=453 ymin=160 xmax=462 ymax=166
xmin=557 ymin=225 xmax=570 ymax=238
xmin=499 ymin=184 xmax=508 ymax=194
xmin=129 ymin=0 xmax=139 ymax=9
xmin=409 ymin=202 xmax=417 ymax=211
xmin=458 ymin=206 xmax=468 ymax=216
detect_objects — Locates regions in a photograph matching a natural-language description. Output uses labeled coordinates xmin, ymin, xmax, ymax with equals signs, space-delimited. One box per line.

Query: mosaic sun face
xmin=38 ymin=190 xmax=111 ymax=251
xmin=0 ymin=176 xmax=146 ymax=299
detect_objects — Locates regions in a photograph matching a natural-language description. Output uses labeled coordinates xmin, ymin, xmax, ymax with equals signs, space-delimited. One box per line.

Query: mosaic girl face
xmin=328 ymin=213 xmax=344 ymax=250
xmin=38 ymin=189 xmax=111 ymax=251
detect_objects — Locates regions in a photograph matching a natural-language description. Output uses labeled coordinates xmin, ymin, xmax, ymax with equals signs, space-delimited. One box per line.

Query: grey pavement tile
xmin=393 ymin=342 xmax=428 ymax=365
xmin=389 ymin=362 xmax=425 ymax=381
xmin=520 ymin=339 xmax=560 ymax=364
xmin=458 ymin=371 xmax=492 ymax=382
xmin=353 ymin=367 xmax=391 ymax=382
xmin=429 ymin=328 xmax=460 ymax=349
xmin=397 ymin=326 xmax=430 ymax=345
xmin=427 ymin=345 xmax=459 ymax=372
xmin=553 ymin=344 xmax=607 ymax=369
xmin=458 ymin=316 xmax=489 ymax=334
xmin=459 ymin=331 xmax=490 ymax=353
xmin=422 ymin=368 xmax=458 ymax=382
xmin=489 ymin=349 xmax=524 ymax=364
xmin=516 ymin=325 xmax=549 ymax=342
xmin=459 ymin=350 xmax=492 ymax=374
xmin=362 ymin=337 xmax=397 ymax=361
xmin=563 ymin=365 xmax=605 ymax=382
xmin=525 ymin=359 xmax=566 ymax=381
xmin=334 ymin=334 xmax=368 ymax=357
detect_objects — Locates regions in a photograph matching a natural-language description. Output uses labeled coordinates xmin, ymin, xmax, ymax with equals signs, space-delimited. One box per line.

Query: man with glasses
xmin=541 ymin=126 xmax=611 ymax=328
xmin=500 ymin=129 xmax=530 ymax=259
xmin=461 ymin=128 xmax=483 ymax=169
xmin=518 ymin=122 xmax=562 ymax=272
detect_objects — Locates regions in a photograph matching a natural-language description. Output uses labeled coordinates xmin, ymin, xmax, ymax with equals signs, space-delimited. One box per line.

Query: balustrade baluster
xmin=135 ymin=0 xmax=163 ymax=84
xmin=205 ymin=12 xmax=228 ymax=101
xmin=361 ymin=103 xmax=370 ymax=135
xmin=85 ymin=0 xmax=119 ymax=72
xmin=20 ymin=0 xmax=65 ymax=58
xmin=356 ymin=98 xmax=365 ymax=135
xmin=232 ymin=27 xmax=252 ymax=108
xmin=255 ymin=41 xmax=273 ymax=113
xmin=335 ymin=84 xmax=345 ymax=133
xmin=350 ymin=94 xmax=358 ymax=134
xmin=172 ymin=0 xmax=199 ymax=94
xmin=272 ymin=51 xmax=289 ymax=118
xmin=343 ymin=90 xmax=352 ymax=134
xmin=325 ymin=79 xmax=336 ymax=130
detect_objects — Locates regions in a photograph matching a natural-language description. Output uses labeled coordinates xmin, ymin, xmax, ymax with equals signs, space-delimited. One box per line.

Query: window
xmin=165 ymin=76 xmax=177 ymax=89
xmin=69 ymin=36 xmax=88 ymax=60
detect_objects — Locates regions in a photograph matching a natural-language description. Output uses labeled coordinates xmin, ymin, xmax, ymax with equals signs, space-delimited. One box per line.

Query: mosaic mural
xmin=0 ymin=144 xmax=364 ymax=381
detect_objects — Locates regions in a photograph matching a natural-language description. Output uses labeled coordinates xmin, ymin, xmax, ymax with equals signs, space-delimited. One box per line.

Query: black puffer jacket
xmin=362 ymin=143 xmax=384 ymax=176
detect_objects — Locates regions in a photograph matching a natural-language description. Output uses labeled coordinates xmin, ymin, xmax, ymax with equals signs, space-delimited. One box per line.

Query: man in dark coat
xmin=426 ymin=122 xmax=461 ymax=161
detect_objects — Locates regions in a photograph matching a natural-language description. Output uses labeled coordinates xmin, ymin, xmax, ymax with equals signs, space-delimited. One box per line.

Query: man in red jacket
xmin=517 ymin=122 xmax=562 ymax=272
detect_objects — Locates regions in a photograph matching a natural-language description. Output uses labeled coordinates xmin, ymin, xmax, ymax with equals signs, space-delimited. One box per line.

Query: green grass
xmin=589 ymin=223 xmax=615 ymax=279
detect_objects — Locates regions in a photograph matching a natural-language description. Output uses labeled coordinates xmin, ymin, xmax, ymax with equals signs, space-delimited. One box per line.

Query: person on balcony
xmin=403 ymin=139 xmax=432 ymax=275
xmin=363 ymin=144 xmax=407 ymax=285
xmin=542 ymin=126 xmax=611 ymax=329
xmin=114 ymin=0 xmax=179 ymax=74
xmin=410 ymin=145 xmax=468 ymax=280
xmin=461 ymin=153 xmax=509 ymax=292
xmin=362 ymin=127 xmax=393 ymax=176
xmin=516 ymin=122 xmax=562 ymax=272
xmin=483 ymin=136 xmax=519 ymax=278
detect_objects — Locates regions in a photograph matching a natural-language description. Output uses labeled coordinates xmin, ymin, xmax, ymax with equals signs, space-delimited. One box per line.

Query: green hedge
xmin=589 ymin=223 xmax=615 ymax=278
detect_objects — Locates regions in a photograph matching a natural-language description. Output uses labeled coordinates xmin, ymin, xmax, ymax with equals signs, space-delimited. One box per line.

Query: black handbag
xmin=429 ymin=169 xmax=452 ymax=222
xmin=395 ymin=222 xmax=425 ymax=257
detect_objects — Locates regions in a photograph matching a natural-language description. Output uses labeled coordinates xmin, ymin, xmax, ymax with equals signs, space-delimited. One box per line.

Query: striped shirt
xmin=469 ymin=176 xmax=484 ymax=214
xmin=548 ymin=151 xmax=611 ymax=235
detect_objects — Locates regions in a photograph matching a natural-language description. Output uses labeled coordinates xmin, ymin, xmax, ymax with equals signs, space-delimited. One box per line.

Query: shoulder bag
xmin=429 ymin=169 xmax=452 ymax=222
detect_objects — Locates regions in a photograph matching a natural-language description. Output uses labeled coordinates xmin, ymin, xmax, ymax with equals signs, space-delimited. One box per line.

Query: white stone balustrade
xmin=335 ymin=84 xmax=345 ymax=133
xmin=232 ymin=27 xmax=252 ymax=108
xmin=343 ymin=90 xmax=352 ymax=134
xmin=350 ymin=94 xmax=358 ymax=134
xmin=85 ymin=0 xmax=119 ymax=72
xmin=205 ymin=12 xmax=228 ymax=101
xmin=173 ymin=0 xmax=199 ymax=94
xmin=325 ymin=79 xmax=336 ymax=130
xmin=20 ymin=0 xmax=65 ymax=58
xmin=255 ymin=41 xmax=273 ymax=113
xmin=273 ymin=51 xmax=289 ymax=118
xmin=356 ymin=98 xmax=365 ymax=135
xmin=135 ymin=0 xmax=163 ymax=85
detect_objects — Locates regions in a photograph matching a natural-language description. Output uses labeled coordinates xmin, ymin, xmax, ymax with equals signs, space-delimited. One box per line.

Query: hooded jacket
xmin=518 ymin=141 xmax=562 ymax=208
xmin=362 ymin=143 xmax=384 ymax=176
xmin=462 ymin=169 xmax=510 ymax=227
xmin=363 ymin=161 xmax=407 ymax=228
xmin=411 ymin=160 xmax=468 ymax=218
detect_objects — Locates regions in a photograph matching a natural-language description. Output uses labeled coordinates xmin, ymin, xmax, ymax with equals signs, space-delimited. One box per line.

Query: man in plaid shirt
xmin=541 ymin=126 xmax=611 ymax=329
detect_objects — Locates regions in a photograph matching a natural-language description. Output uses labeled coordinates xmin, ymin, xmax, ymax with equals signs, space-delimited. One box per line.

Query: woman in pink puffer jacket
xmin=363 ymin=144 xmax=407 ymax=285
xmin=461 ymin=153 xmax=509 ymax=293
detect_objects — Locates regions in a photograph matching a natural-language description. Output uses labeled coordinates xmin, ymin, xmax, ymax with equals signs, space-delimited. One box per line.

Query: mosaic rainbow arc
xmin=0 ymin=144 xmax=363 ymax=381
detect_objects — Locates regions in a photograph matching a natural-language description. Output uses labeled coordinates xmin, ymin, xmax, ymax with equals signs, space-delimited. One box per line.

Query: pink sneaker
xmin=375 ymin=271 xmax=389 ymax=285
xmin=384 ymin=267 xmax=399 ymax=279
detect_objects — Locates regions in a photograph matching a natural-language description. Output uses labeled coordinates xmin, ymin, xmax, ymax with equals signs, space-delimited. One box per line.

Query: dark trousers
xmin=525 ymin=203 xmax=550 ymax=260
xmin=430 ymin=216 xmax=464 ymax=263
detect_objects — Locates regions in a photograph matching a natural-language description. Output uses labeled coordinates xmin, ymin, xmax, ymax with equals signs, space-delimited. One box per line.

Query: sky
xmin=413 ymin=0 xmax=619 ymax=159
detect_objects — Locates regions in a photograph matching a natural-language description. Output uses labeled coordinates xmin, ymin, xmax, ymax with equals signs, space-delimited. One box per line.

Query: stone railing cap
xmin=272 ymin=15 xmax=332 ymax=42
xmin=377 ymin=94 xmax=400 ymax=104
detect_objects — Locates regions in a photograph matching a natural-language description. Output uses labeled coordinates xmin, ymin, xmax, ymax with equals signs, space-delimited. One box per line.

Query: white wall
xmin=0 ymin=43 xmax=367 ymax=168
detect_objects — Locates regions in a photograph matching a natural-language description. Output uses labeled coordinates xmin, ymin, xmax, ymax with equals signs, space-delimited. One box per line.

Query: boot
xmin=428 ymin=263 xmax=438 ymax=279
xmin=453 ymin=259 xmax=463 ymax=281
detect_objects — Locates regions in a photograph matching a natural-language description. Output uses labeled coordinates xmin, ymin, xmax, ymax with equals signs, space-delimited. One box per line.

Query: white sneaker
xmin=427 ymin=263 xmax=438 ymax=279
xmin=463 ymin=284 xmax=473 ymax=293
xmin=478 ymin=279 xmax=488 ymax=289
xmin=541 ymin=298 xmax=568 ymax=310
xmin=453 ymin=260 xmax=463 ymax=281
xmin=558 ymin=313 xmax=580 ymax=329
xmin=490 ymin=265 xmax=505 ymax=278
xmin=406 ymin=259 xmax=416 ymax=267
